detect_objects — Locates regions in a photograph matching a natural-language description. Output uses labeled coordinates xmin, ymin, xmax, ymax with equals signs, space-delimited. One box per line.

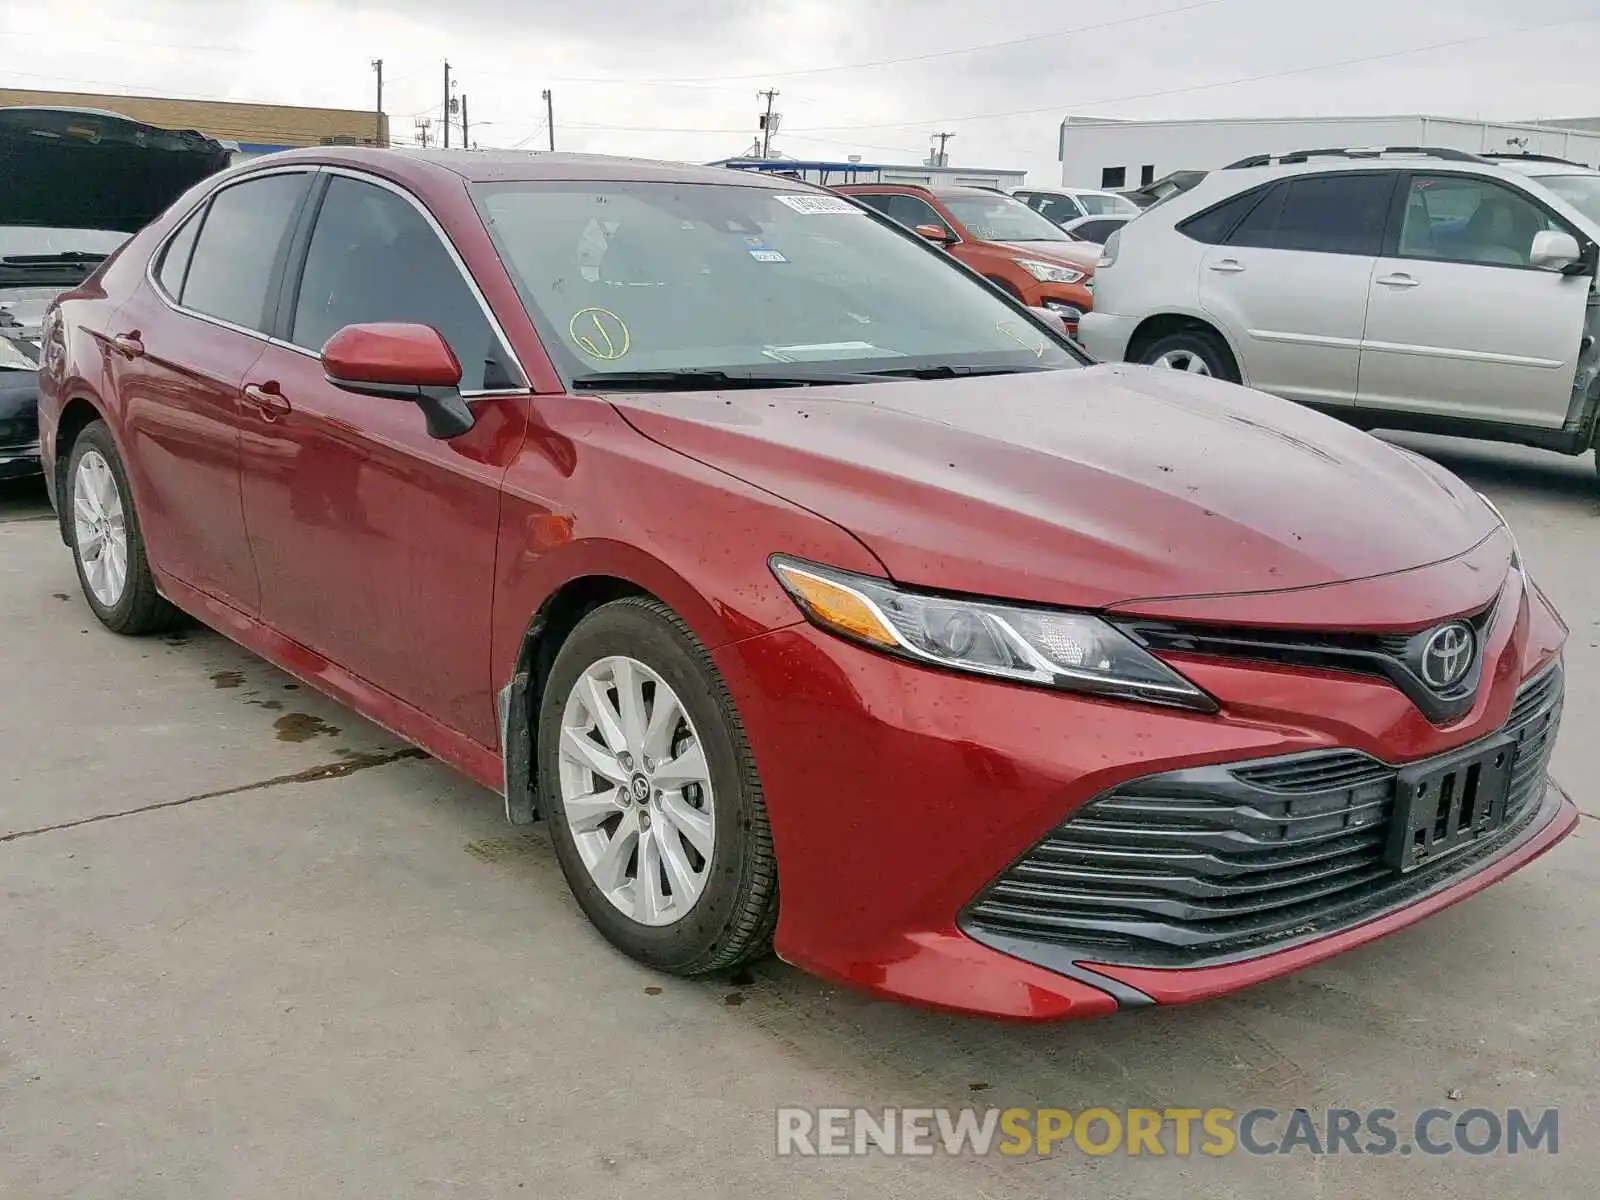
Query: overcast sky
xmin=5 ymin=0 xmax=1598 ymax=182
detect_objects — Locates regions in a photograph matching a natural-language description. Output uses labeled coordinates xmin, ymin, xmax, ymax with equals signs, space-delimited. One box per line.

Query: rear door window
xmin=180 ymin=173 xmax=310 ymax=331
xmin=288 ymin=174 xmax=519 ymax=390
xmin=1225 ymin=173 xmax=1395 ymax=255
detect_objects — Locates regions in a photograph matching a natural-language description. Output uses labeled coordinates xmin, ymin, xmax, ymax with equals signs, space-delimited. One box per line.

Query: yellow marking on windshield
xmin=569 ymin=307 xmax=631 ymax=361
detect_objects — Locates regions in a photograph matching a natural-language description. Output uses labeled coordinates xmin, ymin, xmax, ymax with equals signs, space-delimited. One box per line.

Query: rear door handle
xmin=1376 ymin=273 xmax=1420 ymax=289
xmin=1208 ymin=259 xmax=1246 ymax=273
xmin=242 ymin=382 xmax=292 ymax=419
xmin=111 ymin=332 xmax=145 ymax=359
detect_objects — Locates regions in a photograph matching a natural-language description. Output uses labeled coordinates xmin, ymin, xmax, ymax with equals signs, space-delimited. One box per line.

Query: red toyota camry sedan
xmin=37 ymin=149 xmax=1575 ymax=1020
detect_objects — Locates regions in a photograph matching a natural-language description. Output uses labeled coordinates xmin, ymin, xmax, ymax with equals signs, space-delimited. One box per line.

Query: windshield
xmin=1533 ymin=173 xmax=1600 ymax=225
xmin=939 ymin=194 xmax=1073 ymax=243
xmin=0 ymin=227 xmax=128 ymax=259
xmin=1079 ymin=193 xmax=1140 ymax=216
xmin=473 ymin=181 xmax=1081 ymax=381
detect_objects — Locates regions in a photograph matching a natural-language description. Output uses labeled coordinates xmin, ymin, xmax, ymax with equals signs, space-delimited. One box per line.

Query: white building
xmin=1058 ymin=114 xmax=1600 ymax=191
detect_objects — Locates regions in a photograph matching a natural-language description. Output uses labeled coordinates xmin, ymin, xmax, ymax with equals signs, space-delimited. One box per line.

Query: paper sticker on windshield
xmin=774 ymin=194 xmax=861 ymax=216
xmin=749 ymin=248 xmax=787 ymax=263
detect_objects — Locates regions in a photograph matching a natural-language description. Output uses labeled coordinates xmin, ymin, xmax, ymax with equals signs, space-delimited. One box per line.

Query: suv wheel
xmin=537 ymin=597 xmax=779 ymax=975
xmin=1139 ymin=329 xmax=1238 ymax=383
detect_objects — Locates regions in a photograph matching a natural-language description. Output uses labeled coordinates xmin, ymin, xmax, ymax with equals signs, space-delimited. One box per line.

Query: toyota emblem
xmin=1419 ymin=622 xmax=1474 ymax=691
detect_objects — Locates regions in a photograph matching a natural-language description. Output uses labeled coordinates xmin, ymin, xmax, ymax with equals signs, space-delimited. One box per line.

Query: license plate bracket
xmin=1385 ymin=735 xmax=1516 ymax=874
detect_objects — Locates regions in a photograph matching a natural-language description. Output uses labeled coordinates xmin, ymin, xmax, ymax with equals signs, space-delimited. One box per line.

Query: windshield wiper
xmin=0 ymin=252 xmax=108 ymax=266
xmin=571 ymin=368 xmax=889 ymax=391
xmin=863 ymin=363 xmax=1057 ymax=380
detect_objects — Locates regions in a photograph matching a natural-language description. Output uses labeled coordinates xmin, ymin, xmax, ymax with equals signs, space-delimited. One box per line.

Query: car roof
xmin=231 ymin=146 xmax=802 ymax=188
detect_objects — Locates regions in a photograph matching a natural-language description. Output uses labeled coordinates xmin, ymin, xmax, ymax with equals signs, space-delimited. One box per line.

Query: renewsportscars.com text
xmin=775 ymin=1106 xmax=1559 ymax=1158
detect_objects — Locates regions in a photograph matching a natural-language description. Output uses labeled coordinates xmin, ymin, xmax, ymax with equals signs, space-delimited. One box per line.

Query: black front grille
xmin=962 ymin=662 xmax=1564 ymax=968
xmin=1119 ymin=595 xmax=1502 ymax=726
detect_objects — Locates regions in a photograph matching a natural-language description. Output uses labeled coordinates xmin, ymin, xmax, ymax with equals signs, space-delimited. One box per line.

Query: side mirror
xmin=1026 ymin=306 xmax=1070 ymax=337
xmin=321 ymin=322 xmax=476 ymax=440
xmin=914 ymin=223 xmax=953 ymax=245
xmin=1530 ymin=230 xmax=1583 ymax=272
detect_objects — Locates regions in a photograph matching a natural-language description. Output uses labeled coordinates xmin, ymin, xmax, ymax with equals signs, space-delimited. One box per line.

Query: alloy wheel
xmin=1152 ymin=349 xmax=1213 ymax=375
xmin=557 ymin=655 xmax=716 ymax=927
xmin=73 ymin=449 xmax=130 ymax=608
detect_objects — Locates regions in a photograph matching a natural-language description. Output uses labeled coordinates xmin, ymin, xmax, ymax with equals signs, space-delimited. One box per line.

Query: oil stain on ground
xmin=463 ymin=834 xmax=552 ymax=866
xmin=210 ymin=670 xmax=245 ymax=689
xmin=273 ymin=712 xmax=341 ymax=742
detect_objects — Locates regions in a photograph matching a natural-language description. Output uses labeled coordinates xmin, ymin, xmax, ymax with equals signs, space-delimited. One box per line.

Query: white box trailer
xmin=1058 ymin=114 xmax=1600 ymax=190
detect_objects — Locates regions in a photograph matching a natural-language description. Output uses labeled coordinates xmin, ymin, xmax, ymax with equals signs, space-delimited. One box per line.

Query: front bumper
xmin=714 ymin=565 xmax=1573 ymax=1020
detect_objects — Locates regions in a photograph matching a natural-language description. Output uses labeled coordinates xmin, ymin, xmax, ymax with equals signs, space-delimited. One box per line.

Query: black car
xmin=0 ymin=106 xmax=231 ymax=478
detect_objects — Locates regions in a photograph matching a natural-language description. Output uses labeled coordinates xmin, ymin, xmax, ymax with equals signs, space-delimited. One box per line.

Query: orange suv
xmin=835 ymin=184 xmax=1097 ymax=331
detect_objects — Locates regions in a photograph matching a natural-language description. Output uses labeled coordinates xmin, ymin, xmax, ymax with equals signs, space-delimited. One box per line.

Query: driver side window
xmin=1398 ymin=175 xmax=1563 ymax=269
xmin=290 ymin=174 xmax=519 ymax=390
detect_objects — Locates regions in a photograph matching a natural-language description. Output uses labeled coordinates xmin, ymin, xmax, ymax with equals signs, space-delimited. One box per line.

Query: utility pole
xmin=414 ymin=117 xmax=432 ymax=148
xmin=542 ymin=89 xmax=554 ymax=151
xmin=371 ymin=59 xmax=384 ymax=147
xmin=460 ymin=94 xmax=469 ymax=149
xmin=931 ymin=132 xmax=954 ymax=167
xmin=758 ymin=89 xmax=779 ymax=158
xmin=442 ymin=60 xmax=451 ymax=148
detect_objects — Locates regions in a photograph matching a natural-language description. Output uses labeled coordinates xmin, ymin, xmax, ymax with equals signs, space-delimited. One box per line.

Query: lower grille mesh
xmin=963 ymin=663 xmax=1563 ymax=967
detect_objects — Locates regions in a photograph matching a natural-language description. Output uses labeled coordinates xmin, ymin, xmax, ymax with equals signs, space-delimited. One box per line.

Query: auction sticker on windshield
xmin=774 ymin=194 xmax=862 ymax=215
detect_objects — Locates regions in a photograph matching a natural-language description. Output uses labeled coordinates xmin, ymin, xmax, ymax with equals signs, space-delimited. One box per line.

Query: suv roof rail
xmin=1223 ymin=145 xmax=1489 ymax=169
xmin=1479 ymin=151 xmax=1592 ymax=167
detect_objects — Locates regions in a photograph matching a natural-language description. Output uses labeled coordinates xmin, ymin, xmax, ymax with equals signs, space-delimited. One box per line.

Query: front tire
xmin=1138 ymin=329 xmax=1239 ymax=382
xmin=537 ymin=597 xmax=778 ymax=975
xmin=66 ymin=421 xmax=182 ymax=635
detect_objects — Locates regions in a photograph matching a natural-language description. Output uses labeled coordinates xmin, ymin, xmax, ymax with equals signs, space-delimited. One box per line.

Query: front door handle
xmin=1376 ymin=273 xmax=1420 ymax=289
xmin=110 ymin=332 xmax=145 ymax=359
xmin=1208 ymin=259 xmax=1246 ymax=273
xmin=242 ymin=381 xmax=292 ymax=419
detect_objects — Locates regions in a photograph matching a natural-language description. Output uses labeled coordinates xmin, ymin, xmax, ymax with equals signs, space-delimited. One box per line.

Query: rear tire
xmin=1137 ymin=328 xmax=1239 ymax=383
xmin=537 ymin=596 xmax=778 ymax=975
xmin=66 ymin=421 xmax=183 ymax=635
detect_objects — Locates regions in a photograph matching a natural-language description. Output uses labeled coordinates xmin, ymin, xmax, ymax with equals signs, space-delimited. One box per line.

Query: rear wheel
xmin=66 ymin=421 xmax=182 ymax=635
xmin=537 ymin=597 xmax=778 ymax=975
xmin=1137 ymin=329 xmax=1239 ymax=383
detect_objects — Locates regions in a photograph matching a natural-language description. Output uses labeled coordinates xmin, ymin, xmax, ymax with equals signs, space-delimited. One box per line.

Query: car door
xmin=1196 ymin=171 xmax=1397 ymax=408
xmin=237 ymin=169 xmax=530 ymax=743
xmin=111 ymin=169 xmax=314 ymax=612
xmin=1357 ymin=172 xmax=1591 ymax=428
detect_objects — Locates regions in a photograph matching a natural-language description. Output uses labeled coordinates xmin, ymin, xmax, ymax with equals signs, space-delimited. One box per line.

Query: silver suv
xmin=1077 ymin=147 xmax=1600 ymax=469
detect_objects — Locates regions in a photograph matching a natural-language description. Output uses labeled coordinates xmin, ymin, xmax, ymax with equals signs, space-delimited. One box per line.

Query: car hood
xmin=0 ymin=107 xmax=230 ymax=232
xmin=609 ymin=364 xmax=1500 ymax=610
xmin=993 ymin=241 xmax=1100 ymax=270
xmin=0 ymin=285 xmax=64 ymax=346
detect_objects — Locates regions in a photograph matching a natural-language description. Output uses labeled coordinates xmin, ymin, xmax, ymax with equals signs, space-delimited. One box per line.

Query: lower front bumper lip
xmin=1060 ymin=778 xmax=1578 ymax=1009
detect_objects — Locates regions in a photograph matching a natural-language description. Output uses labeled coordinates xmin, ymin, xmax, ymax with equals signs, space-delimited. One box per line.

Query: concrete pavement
xmin=2 ymin=435 xmax=1596 ymax=1198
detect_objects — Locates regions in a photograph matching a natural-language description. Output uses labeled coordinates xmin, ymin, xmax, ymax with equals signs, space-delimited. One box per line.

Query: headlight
xmin=1015 ymin=259 xmax=1085 ymax=285
xmin=770 ymin=556 xmax=1216 ymax=711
